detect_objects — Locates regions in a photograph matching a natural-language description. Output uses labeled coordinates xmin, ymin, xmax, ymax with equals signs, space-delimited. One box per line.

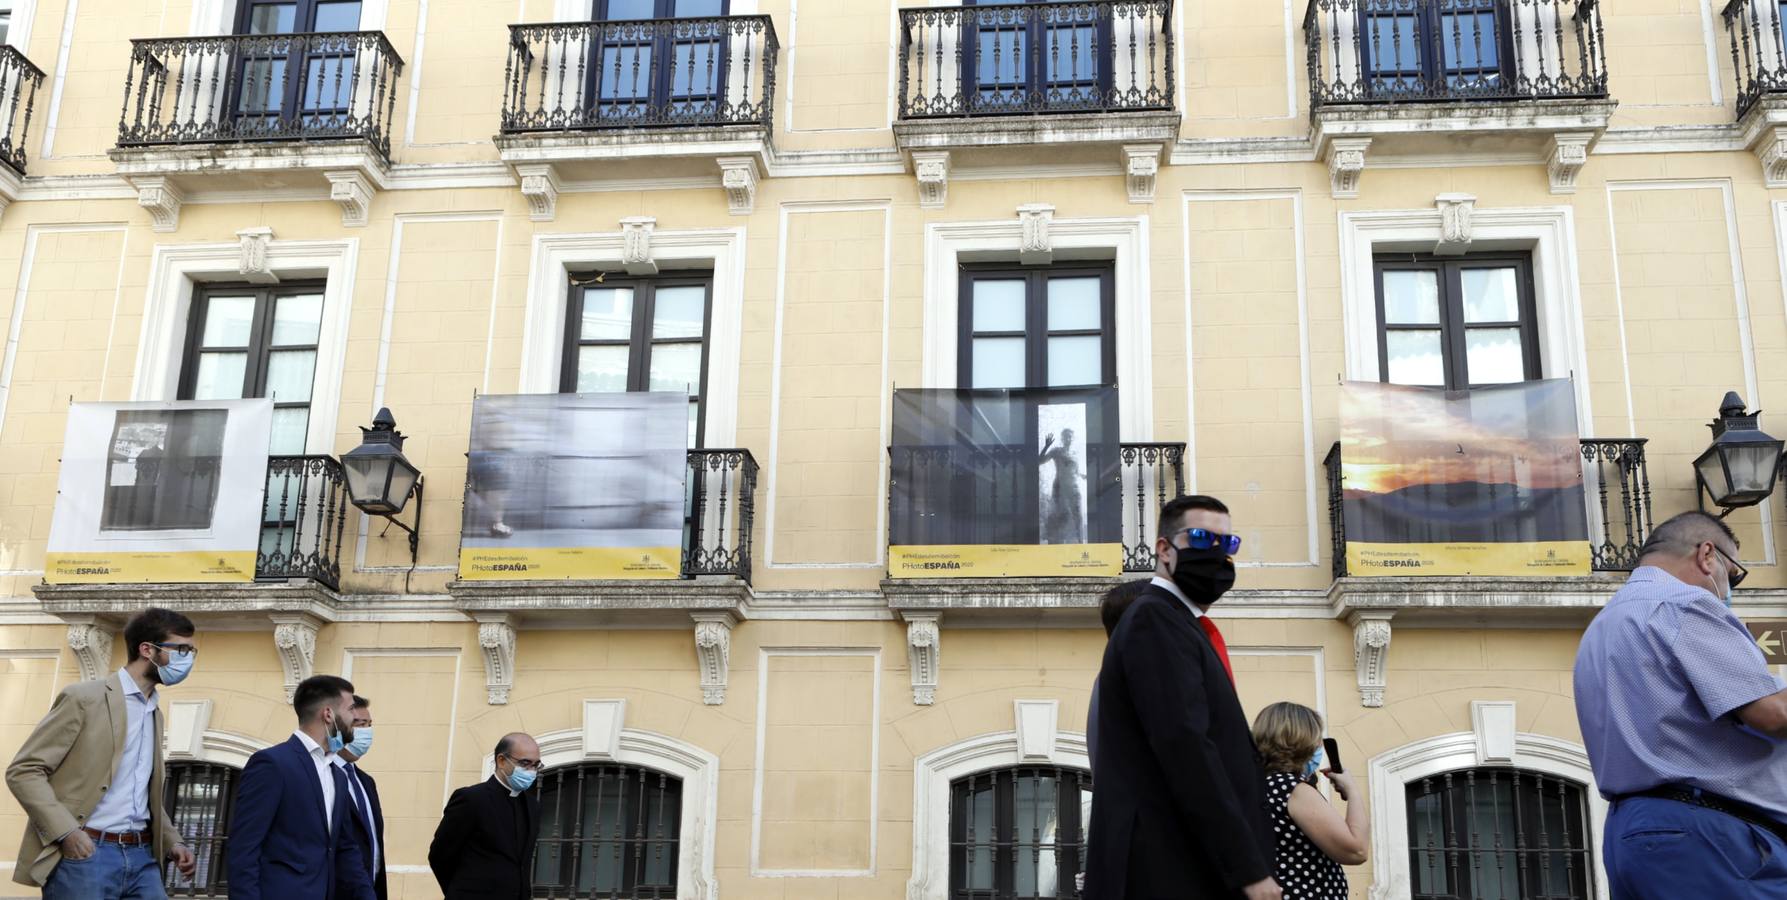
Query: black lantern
xmin=1694 ymin=391 xmax=1784 ymax=517
xmin=342 ymin=408 xmax=424 ymax=563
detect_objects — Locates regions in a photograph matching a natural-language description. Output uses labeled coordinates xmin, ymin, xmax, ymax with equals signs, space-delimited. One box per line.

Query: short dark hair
xmin=1100 ymin=580 xmax=1152 ymax=637
xmin=1158 ymin=495 xmax=1230 ymax=538
xmin=351 ymin=695 xmax=370 ymax=710
xmin=123 ymin=608 xmax=195 ymax=663
xmin=1639 ymin=511 xmax=1738 ymax=560
xmin=292 ymin=675 xmax=355 ymax=723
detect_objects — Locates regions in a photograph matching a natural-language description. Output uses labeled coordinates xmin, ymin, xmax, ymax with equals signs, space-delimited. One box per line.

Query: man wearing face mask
xmin=7 ymin=607 xmax=199 ymax=899
xmin=333 ymin=696 xmax=386 ymax=900
xmin=1577 ymin=511 xmax=1787 ymax=897
xmin=227 ymin=674 xmax=376 ymax=900
xmin=1083 ymin=495 xmax=1280 ymax=900
xmin=428 ymin=733 xmax=542 ymax=900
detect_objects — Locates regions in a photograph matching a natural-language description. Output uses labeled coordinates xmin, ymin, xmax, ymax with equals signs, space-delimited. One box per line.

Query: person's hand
xmin=1241 ymin=877 xmax=1283 ymax=900
xmin=1043 ymin=433 xmax=1056 ymax=452
xmin=1325 ymin=769 xmax=1356 ymax=801
xmin=58 ymin=830 xmax=95 ymax=861
xmin=170 ymin=843 xmax=197 ymax=878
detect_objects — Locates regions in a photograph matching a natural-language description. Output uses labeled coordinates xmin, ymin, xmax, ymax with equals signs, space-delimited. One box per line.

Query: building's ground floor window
xmin=532 ymin=762 xmax=682 ymax=899
xmin=950 ymin=765 xmax=1090 ymax=900
xmin=1408 ymin=767 xmax=1592 ymax=900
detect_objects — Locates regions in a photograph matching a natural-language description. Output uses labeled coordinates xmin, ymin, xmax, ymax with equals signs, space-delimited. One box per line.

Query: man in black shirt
xmin=428 ymin=733 xmax=542 ymax=900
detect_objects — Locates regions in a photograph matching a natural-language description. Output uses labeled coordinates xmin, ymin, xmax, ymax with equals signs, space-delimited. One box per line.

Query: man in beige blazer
xmin=6 ymin=608 xmax=199 ymax=899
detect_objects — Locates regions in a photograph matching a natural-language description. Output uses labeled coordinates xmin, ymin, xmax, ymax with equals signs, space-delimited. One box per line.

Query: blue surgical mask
xmin=1302 ymin=746 xmax=1325 ymax=781
xmin=504 ymin=760 xmax=536 ymax=792
xmin=326 ymin=714 xmax=347 ymax=755
xmin=154 ymin=647 xmax=194 ymax=686
xmin=345 ymin=726 xmax=373 ymax=759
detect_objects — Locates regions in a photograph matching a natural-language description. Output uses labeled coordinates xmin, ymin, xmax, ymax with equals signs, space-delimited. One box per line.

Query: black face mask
xmin=1171 ymin=546 xmax=1236 ymax=605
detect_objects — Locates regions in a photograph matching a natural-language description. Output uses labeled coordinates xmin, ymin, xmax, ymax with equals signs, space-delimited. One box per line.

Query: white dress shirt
xmin=86 ymin=669 xmax=157 ymax=834
xmin=293 ymin=729 xmax=337 ymax=831
xmin=1150 ymin=575 xmax=1206 ymax=619
xmin=333 ymin=757 xmax=379 ymax=872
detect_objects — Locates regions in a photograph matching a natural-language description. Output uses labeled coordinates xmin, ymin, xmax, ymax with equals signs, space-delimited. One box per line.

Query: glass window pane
xmin=0 ymin=12 xmax=12 ymax=47
xmin=265 ymin=350 xmax=317 ymax=402
xmin=1047 ymin=277 xmax=1100 ymax=331
xmin=1441 ymin=10 xmax=1500 ymax=72
xmin=673 ymin=0 xmax=723 ymax=15
xmin=1047 ymin=335 xmax=1101 ymax=387
xmin=606 ymin=0 xmax=655 ymax=18
xmin=1466 ymin=328 xmax=1526 ymax=384
xmin=1367 ymin=14 xmax=1421 ymax=74
xmin=192 ymin=352 xmax=248 ymax=400
xmin=1013 ymin=775 xmax=1060 ymax=899
xmin=271 ymin=294 xmax=323 ymax=345
xmin=1382 ymin=270 xmax=1440 ymax=324
xmin=652 ymin=286 xmax=706 ymax=339
xmin=237 ymin=59 xmax=288 ymax=113
xmin=600 ymin=45 xmax=653 ymax=99
xmin=576 ymin=345 xmax=630 ymax=392
xmin=971 ymin=337 xmax=1025 ymax=389
xmin=580 ymin=288 xmax=635 ymax=341
xmin=302 ymin=56 xmax=356 ymax=111
xmin=312 ymin=0 xmax=362 ymax=31
xmin=965 ymin=785 xmax=995 ymax=890
xmin=1385 ymin=330 xmax=1444 ymax=386
xmin=671 ymin=40 xmax=722 ymax=97
xmin=1043 ymin=25 xmax=1098 ymax=83
xmin=977 ymin=28 xmax=1026 ymax=87
xmin=1461 ymin=267 xmax=1520 ymax=323
xmin=248 ymin=3 xmax=298 ymax=34
xmin=972 ymin=280 xmax=1025 ymax=332
xmin=647 ymin=342 xmax=701 ymax=394
xmin=200 ymin=296 xmax=256 ymax=347
xmin=269 ymin=407 xmax=309 ymax=455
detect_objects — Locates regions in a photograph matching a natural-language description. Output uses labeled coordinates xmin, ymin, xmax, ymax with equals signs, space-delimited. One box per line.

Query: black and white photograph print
xmin=1038 ymin=401 xmax=1089 ymax=545
xmin=101 ymin=409 xmax=227 ymax=532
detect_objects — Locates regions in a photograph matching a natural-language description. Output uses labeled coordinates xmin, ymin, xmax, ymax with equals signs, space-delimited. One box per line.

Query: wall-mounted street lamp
xmin=341 ymin=408 xmax=424 ymax=567
xmin=1695 ymin=391 xmax=1784 ymax=518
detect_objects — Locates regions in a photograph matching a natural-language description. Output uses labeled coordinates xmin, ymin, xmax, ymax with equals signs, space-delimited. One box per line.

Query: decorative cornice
xmin=34 ymin=581 xmax=342 ymax=624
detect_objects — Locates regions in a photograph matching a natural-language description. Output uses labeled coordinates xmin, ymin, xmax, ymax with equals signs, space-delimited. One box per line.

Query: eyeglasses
xmin=153 ymin=642 xmax=197 ymax=656
xmin=504 ymin=756 xmax=542 ymax=771
xmin=1713 ymin=544 xmax=1749 ymax=590
xmin=1171 ymin=528 xmax=1242 ymax=556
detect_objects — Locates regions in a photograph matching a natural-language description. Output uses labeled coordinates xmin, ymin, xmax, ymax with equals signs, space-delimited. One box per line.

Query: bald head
xmin=1638 ymin=511 xmax=1742 ymax=601
xmin=494 ymin=732 xmax=538 ymax=762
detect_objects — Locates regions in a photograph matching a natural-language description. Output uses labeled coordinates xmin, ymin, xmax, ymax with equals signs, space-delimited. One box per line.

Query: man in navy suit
xmin=334 ymin=695 xmax=386 ymax=900
xmin=226 ymin=675 xmax=376 ymax=900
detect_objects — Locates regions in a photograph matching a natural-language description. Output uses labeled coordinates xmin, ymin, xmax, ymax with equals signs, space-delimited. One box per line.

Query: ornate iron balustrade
xmin=502 ymin=16 xmax=777 ymax=132
xmin=897 ymin=0 xmax=1175 ymax=118
xmin=1303 ymin=0 xmax=1607 ymax=108
xmin=686 ymin=448 xmax=758 ymax=583
xmin=1723 ymin=0 xmax=1787 ymax=119
xmin=0 ymin=46 xmax=44 ymax=175
xmin=1324 ymin=438 xmax=1651 ymax=577
xmin=1121 ymin=442 xmax=1186 ymax=572
xmin=117 ymin=31 xmax=404 ymax=158
xmin=259 ymin=455 xmax=350 ymax=591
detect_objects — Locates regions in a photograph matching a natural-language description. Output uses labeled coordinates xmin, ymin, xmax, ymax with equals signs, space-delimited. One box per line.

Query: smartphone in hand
xmin=1323 ymin=737 xmax=1343 ymax=774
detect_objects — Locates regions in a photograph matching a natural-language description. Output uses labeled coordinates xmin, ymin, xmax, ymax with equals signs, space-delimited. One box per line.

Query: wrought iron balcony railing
xmin=117 ymin=31 xmax=404 ymax=158
xmin=897 ymin=0 xmax=1175 ymax=119
xmin=686 ymin=448 xmax=759 ymax=583
xmin=1324 ymin=438 xmax=1652 ymax=578
xmin=1303 ymin=0 xmax=1607 ymax=108
xmin=501 ymin=16 xmax=777 ymax=132
xmin=1121 ymin=442 xmax=1186 ymax=573
xmin=1723 ymin=0 xmax=1787 ymax=119
xmin=0 ymin=46 xmax=44 ymax=175
xmin=260 ymin=455 xmax=350 ymax=591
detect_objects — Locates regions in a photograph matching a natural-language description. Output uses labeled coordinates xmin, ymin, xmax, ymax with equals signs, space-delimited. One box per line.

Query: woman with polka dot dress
xmin=1250 ymin=702 xmax=1371 ymax=900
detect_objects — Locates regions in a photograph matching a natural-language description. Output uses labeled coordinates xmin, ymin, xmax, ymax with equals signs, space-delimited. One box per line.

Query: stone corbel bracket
xmin=1434 ymin=193 xmax=1476 ymax=256
xmin=717 ymin=157 xmax=758 ymax=216
xmin=65 ymin=618 xmax=114 ymax=682
xmin=237 ymin=226 xmax=279 ymax=284
xmin=1547 ymin=133 xmax=1593 ymax=196
xmin=271 ymin=615 xmax=322 ymax=703
xmin=133 ymin=176 xmax=185 ymax=233
xmin=621 ymin=216 xmax=658 ymax=275
xmin=692 ymin=611 xmax=738 ymax=705
xmin=1349 ymin=610 xmax=1393 ymax=708
xmin=1755 ymin=125 xmax=1787 ymax=190
xmin=1327 ymin=138 xmax=1370 ymax=200
xmin=1018 ymin=203 xmax=1054 ymax=266
xmin=476 ymin=614 xmax=517 ymax=705
xmin=325 ymin=170 xmax=374 ymax=227
xmin=913 ymin=150 xmax=950 ymax=210
xmin=517 ymin=163 xmax=562 ymax=223
xmin=1122 ymin=143 xmax=1162 ymax=204
xmin=902 ymin=611 xmax=941 ymax=705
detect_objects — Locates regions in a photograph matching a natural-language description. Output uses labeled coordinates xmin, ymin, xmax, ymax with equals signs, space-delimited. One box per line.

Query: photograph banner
xmin=1339 ymin=380 xmax=1589 ymax=577
xmin=45 ymin=399 xmax=274 ymax=584
xmin=458 ymin=392 xmax=689 ymax=581
xmin=888 ymin=387 xmax=1122 ymax=578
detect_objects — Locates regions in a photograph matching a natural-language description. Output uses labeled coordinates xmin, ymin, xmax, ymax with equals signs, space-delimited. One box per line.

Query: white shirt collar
xmin=293 ymin=729 xmax=330 ymax=759
xmin=115 ymin=668 xmax=153 ymax=701
xmin=1150 ymin=575 xmax=1205 ymax=618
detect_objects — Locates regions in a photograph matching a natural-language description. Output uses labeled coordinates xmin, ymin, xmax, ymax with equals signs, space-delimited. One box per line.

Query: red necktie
xmin=1198 ymin=616 xmax=1235 ymax=684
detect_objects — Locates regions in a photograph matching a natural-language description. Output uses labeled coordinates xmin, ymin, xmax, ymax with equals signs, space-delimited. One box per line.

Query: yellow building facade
xmin=0 ymin=0 xmax=1783 ymax=897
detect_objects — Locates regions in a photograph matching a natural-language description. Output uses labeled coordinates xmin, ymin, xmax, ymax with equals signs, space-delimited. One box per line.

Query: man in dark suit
xmin=334 ymin=695 xmax=386 ymax=900
xmin=428 ymin=733 xmax=542 ymax=900
xmin=227 ymin=675 xmax=376 ymax=900
xmin=1084 ymin=495 xmax=1280 ymax=900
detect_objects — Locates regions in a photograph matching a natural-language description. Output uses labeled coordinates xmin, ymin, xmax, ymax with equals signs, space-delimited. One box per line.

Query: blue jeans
xmin=1607 ymin=796 xmax=1787 ymax=899
xmin=42 ymin=842 xmax=168 ymax=900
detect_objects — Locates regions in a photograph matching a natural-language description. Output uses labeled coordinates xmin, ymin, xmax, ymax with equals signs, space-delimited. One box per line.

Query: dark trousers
xmin=1607 ymin=796 xmax=1787 ymax=898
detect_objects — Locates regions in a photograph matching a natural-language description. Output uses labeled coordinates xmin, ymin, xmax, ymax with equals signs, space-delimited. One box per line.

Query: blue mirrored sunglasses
xmin=1173 ymin=528 xmax=1241 ymax=555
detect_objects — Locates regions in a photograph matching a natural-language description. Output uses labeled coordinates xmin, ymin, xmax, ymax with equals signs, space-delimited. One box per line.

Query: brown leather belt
xmin=1626 ymin=786 xmax=1787 ymax=845
xmin=80 ymin=827 xmax=150 ymax=846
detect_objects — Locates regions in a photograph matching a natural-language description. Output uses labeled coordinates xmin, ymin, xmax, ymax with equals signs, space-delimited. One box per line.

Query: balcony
xmin=892 ymin=0 xmax=1178 ymax=205
xmin=1302 ymin=0 xmax=1613 ymax=197
xmin=494 ymin=15 xmax=778 ymax=219
xmin=0 ymin=45 xmax=44 ymax=182
xmin=1722 ymin=0 xmax=1787 ymax=186
xmin=109 ymin=31 xmax=405 ymax=230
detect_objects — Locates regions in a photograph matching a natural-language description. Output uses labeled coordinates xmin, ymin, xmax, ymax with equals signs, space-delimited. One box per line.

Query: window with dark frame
xmin=1373 ymin=253 xmax=1539 ymax=391
xmin=963 ymin=0 xmax=1109 ymax=114
xmin=590 ymin=0 xmax=730 ymax=122
xmin=178 ymin=283 xmax=326 ymax=456
xmin=164 ymin=761 xmax=240 ymax=899
xmin=1358 ymin=0 xmax=1509 ymax=97
xmin=231 ymin=0 xmax=365 ymax=127
xmin=561 ymin=272 xmax=714 ymax=448
xmin=949 ymin=766 xmax=1090 ymax=900
xmin=1407 ymin=767 xmax=1593 ymax=900
xmin=531 ymin=763 xmax=682 ymax=899
xmin=958 ymin=264 xmax=1116 ymax=391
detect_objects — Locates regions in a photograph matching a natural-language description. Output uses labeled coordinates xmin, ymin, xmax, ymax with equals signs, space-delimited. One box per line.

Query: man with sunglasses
xmin=1084 ymin=495 xmax=1280 ymax=900
xmin=6 ymin=607 xmax=199 ymax=899
xmin=429 ymin=732 xmax=542 ymax=900
xmin=1576 ymin=511 xmax=1787 ymax=897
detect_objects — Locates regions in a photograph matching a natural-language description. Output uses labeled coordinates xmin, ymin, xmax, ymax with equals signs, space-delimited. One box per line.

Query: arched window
xmin=162 ymin=761 xmax=241 ymax=898
xmin=532 ymin=763 xmax=682 ymax=899
xmin=1407 ymin=767 xmax=1592 ymax=900
xmin=949 ymin=765 xmax=1090 ymax=900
